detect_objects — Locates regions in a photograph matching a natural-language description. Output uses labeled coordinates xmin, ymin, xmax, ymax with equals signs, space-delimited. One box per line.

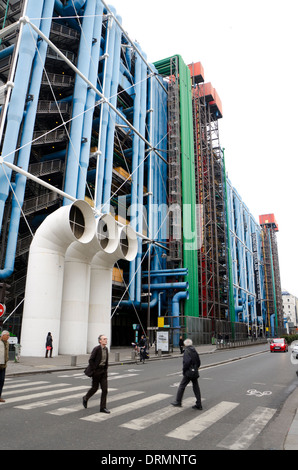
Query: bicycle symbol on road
xmin=246 ymin=389 xmax=272 ymax=397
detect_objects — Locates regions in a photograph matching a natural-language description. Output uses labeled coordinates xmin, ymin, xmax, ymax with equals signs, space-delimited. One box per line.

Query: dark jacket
xmin=182 ymin=346 xmax=201 ymax=375
xmin=45 ymin=334 xmax=53 ymax=349
xmin=0 ymin=339 xmax=9 ymax=370
xmin=84 ymin=345 xmax=109 ymax=377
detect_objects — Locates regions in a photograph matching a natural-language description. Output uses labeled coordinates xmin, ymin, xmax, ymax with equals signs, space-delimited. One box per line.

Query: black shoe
xmin=82 ymin=397 xmax=87 ymax=409
xmin=171 ymin=401 xmax=182 ymax=407
xmin=192 ymin=404 xmax=203 ymax=410
xmin=100 ymin=408 xmax=110 ymax=414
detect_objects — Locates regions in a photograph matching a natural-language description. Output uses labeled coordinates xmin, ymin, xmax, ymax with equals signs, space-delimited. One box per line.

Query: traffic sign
xmin=0 ymin=303 xmax=5 ymax=317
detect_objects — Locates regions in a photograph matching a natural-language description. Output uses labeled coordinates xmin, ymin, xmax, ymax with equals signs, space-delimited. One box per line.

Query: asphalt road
xmin=1 ymin=343 xmax=297 ymax=452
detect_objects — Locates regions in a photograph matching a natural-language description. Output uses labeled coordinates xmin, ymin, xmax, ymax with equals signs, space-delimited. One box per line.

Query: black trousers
xmin=0 ymin=368 xmax=6 ymax=397
xmin=45 ymin=347 xmax=52 ymax=358
xmin=84 ymin=367 xmax=108 ymax=409
xmin=176 ymin=375 xmax=202 ymax=406
xmin=140 ymin=347 xmax=146 ymax=362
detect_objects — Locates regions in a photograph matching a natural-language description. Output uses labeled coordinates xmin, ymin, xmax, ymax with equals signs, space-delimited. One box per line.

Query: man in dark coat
xmin=138 ymin=335 xmax=147 ymax=363
xmin=171 ymin=338 xmax=203 ymax=410
xmin=0 ymin=330 xmax=10 ymax=402
xmin=82 ymin=334 xmax=110 ymax=413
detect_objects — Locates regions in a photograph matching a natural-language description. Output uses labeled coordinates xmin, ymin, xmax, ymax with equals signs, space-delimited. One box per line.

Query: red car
xmin=270 ymin=338 xmax=288 ymax=352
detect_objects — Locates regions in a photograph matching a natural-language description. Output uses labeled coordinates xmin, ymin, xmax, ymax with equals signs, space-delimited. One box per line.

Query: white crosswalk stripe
xmin=166 ymin=401 xmax=239 ymax=440
xmin=48 ymin=390 xmax=143 ymax=416
xmin=15 ymin=390 xmax=90 ymax=410
xmin=3 ymin=385 xmax=87 ymax=404
xmin=108 ymin=373 xmax=138 ymax=380
xmin=4 ymin=381 xmax=49 ymax=390
xmin=81 ymin=393 xmax=172 ymax=423
xmin=217 ymin=406 xmax=277 ymax=450
xmin=3 ymin=382 xmax=69 ymax=396
xmin=120 ymin=397 xmax=208 ymax=431
xmin=120 ymin=397 xmax=195 ymax=430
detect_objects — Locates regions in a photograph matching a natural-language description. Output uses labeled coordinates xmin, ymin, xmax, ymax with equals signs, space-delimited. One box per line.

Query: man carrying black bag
xmin=171 ymin=338 xmax=203 ymax=410
xmin=82 ymin=335 xmax=110 ymax=413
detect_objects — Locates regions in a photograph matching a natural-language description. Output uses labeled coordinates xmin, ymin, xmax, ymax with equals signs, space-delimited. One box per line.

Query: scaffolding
xmin=260 ymin=215 xmax=284 ymax=336
xmin=190 ymin=69 xmax=228 ymax=325
xmin=167 ymin=57 xmax=182 ymax=266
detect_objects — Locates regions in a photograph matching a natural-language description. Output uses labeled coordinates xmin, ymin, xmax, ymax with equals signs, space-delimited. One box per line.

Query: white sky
xmin=109 ymin=0 xmax=298 ymax=297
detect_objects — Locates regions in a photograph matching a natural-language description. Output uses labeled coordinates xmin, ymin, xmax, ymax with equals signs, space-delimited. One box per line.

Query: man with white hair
xmin=171 ymin=338 xmax=202 ymax=410
xmin=0 ymin=330 xmax=10 ymax=403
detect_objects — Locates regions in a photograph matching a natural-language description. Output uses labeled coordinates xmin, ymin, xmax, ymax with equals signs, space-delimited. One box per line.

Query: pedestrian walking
xmin=171 ymin=338 xmax=203 ymax=410
xmin=179 ymin=335 xmax=184 ymax=354
xmin=45 ymin=332 xmax=53 ymax=358
xmin=138 ymin=335 xmax=147 ymax=363
xmin=82 ymin=334 xmax=110 ymax=413
xmin=0 ymin=330 xmax=10 ymax=403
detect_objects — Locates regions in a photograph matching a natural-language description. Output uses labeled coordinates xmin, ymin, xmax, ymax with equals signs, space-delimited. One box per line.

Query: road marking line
xmin=81 ymin=393 xmax=171 ymax=423
xmin=48 ymin=390 xmax=143 ymax=416
xmin=121 ymin=397 xmax=195 ymax=430
xmin=3 ymin=385 xmax=84 ymax=404
xmin=217 ymin=406 xmax=276 ymax=450
xmin=108 ymin=374 xmax=138 ymax=381
xmin=3 ymin=383 xmax=70 ymax=396
xmin=4 ymin=381 xmax=49 ymax=390
xmin=166 ymin=401 xmax=239 ymax=441
xmin=15 ymin=390 xmax=89 ymax=410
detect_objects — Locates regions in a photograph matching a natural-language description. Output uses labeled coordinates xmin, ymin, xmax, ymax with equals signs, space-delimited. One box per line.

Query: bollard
xmin=115 ymin=352 xmax=120 ymax=362
xmin=70 ymin=355 xmax=77 ymax=366
xmin=158 ymin=349 xmax=162 ymax=357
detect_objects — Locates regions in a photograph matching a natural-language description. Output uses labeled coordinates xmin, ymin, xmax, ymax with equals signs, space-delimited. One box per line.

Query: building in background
xmin=0 ymin=0 xmax=285 ymax=351
xmin=282 ymin=290 xmax=298 ymax=333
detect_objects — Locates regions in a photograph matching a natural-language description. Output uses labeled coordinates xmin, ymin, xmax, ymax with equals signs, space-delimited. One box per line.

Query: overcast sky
xmin=109 ymin=0 xmax=298 ymax=297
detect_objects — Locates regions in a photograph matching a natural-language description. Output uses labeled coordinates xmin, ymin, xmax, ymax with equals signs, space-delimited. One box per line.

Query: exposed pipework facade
xmin=0 ymin=0 xmax=284 ymax=351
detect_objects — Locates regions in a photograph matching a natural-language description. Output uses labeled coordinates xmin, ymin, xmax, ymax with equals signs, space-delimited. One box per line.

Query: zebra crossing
xmin=2 ymin=373 xmax=277 ymax=449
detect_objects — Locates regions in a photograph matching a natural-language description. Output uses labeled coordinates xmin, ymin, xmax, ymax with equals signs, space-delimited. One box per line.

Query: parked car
xmin=270 ymin=338 xmax=288 ymax=352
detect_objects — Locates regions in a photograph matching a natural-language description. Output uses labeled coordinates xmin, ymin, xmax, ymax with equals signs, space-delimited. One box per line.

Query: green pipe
xmin=154 ymin=55 xmax=199 ymax=318
xmin=222 ymin=149 xmax=235 ymax=339
xmin=268 ymin=230 xmax=278 ymax=334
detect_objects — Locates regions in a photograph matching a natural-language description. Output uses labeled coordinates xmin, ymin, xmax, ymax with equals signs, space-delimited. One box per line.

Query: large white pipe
xmin=59 ymin=214 xmax=119 ymax=355
xmin=20 ymin=200 xmax=95 ymax=357
xmin=88 ymin=224 xmax=138 ymax=352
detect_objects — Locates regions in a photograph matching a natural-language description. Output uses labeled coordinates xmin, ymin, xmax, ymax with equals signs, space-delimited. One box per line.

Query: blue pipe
xmin=143 ymin=269 xmax=188 ymax=275
xmin=102 ymin=11 xmax=122 ymax=213
xmin=128 ymin=47 xmax=142 ymax=301
xmin=172 ymin=290 xmax=189 ymax=347
xmin=142 ymin=271 xmax=188 ymax=278
xmin=146 ymin=72 xmax=154 ymax=243
xmin=0 ymin=0 xmax=47 ymax=279
xmin=172 ymin=290 xmax=189 ymax=315
xmin=76 ymin=0 xmax=104 ymax=200
xmin=135 ymin=48 xmax=147 ymax=303
xmin=41 ymin=149 xmax=66 ymax=162
xmin=62 ymin=0 xmax=86 ymax=14
xmin=95 ymin=11 xmax=116 ymax=209
xmin=142 ymin=282 xmax=189 ymax=291
xmin=116 ymin=292 xmax=159 ymax=310
xmin=0 ymin=44 xmax=14 ymax=60
xmin=0 ymin=0 xmax=44 ymax=232
xmin=54 ymin=0 xmax=83 ymax=31
xmin=63 ymin=0 xmax=96 ymax=203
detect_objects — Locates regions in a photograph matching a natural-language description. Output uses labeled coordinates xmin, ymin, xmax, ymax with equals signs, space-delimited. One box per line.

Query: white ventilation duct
xmin=88 ymin=224 xmax=138 ymax=352
xmin=20 ymin=200 xmax=95 ymax=357
xmin=59 ymin=214 xmax=119 ymax=355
